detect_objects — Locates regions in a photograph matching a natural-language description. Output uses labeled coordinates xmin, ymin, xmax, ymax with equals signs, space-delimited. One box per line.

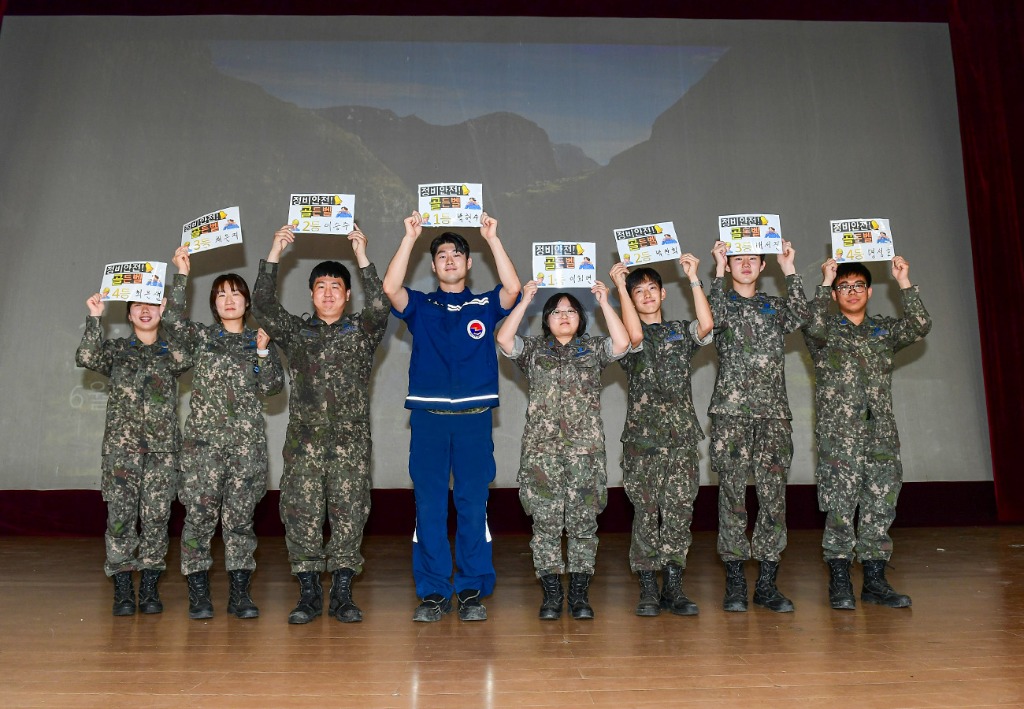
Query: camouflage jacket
xmin=802 ymin=284 xmax=931 ymax=441
xmin=251 ymin=260 xmax=389 ymax=427
xmin=163 ymin=273 xmax=284 ymax=447
xmin=708 ymin=274 xmax=808 ymax=420
xmin=505 ymin=333 xmax=624 ymax=455
xmin=619 ymin=319 xmax=711 ymax=453
xmin=75 ymin=316 xmax=191 ymax=455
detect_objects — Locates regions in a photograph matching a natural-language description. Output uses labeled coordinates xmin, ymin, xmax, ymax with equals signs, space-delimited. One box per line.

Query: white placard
xmin=829 ymin=218 xmax=895 ymax=262
xmin=718 ymin=213 xmax=783 ymax=255
xmin=613 ymin=221 xmax=681 ymax=267
xmin=531 ymin=242 xmax=598 ymax=288
xmin=99 ymin=261 xmax=167 ymax=304
xmin=181 ymin=206 xmax=243 ymax=254
xmin=287 ymin=193 xmax=356 ymax=235
xmin=417 ymin=183 xmax=483 ymax=228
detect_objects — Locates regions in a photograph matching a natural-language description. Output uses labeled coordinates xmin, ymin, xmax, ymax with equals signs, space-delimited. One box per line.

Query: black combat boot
xmin=660 ymin=563 xmax=699 ymax=616
xmin=112 ymin=571 xmax=135 ymax=616
xmin=861 ymin=560 xmax=912 ymax=608
xmin=288 ymin=571 xmax=323 ymax=624
xmin=227 ymin=569 xmax=259 ymax=619
xmin=539 ymin=574 xmax=564 ymax=620
xmin=723 ymin=560 xmax=748 ymax=612
xmin=827 ymin=559 xmax=856 ymax=610
xmin=635 ymin=570 xmax=661 ymax=617
xmin=753 ymin=560 xmax=795 ymax=613
xmin=138 ymin=569 xmax=164 ymax=614
xmin=187 ymin=570 xmax=214 ymax=620
xmin=567 ymin=572 xmax=594 ymax=620
xmin=328 ymin=568 xmax=362 ymax=623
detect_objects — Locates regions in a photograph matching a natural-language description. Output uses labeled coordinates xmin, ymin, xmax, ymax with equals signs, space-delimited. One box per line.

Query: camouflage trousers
xmin=101 ymin=451 xmax=179 ymax=577
xmin=816 ymin=435 xmax=902 ymax=562
xmin=518 ymin=448 xmax=608 ymax=577
xmin=711 ymin=415 xmax=792 ymax=563
xmin=280 ymin=423 xmax=372 ymax=575
xmin=622 ymin=444 xmax=700 ymax=572
xmin=178 ymin=440 xmax=268 ymax=575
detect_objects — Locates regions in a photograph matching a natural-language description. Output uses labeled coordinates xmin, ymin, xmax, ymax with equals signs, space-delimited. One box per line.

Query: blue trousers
xmin=409 ymin=408 xmax=496 ymax=599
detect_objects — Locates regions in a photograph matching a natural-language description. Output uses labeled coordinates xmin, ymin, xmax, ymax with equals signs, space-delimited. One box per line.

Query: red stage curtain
xmin=949 ymin=0 xmax=1024 ymax=522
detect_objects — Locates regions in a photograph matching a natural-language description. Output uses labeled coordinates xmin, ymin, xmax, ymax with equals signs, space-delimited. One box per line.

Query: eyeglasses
xmin=834 ymin=282 xmax=868 ymax=294
xmin=551 ymin=309 xmax=578 ymax=318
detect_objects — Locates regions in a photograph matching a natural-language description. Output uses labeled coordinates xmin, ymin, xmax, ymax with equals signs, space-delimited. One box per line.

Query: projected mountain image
xmin=315 ymin=107 xmax=599 ymax=197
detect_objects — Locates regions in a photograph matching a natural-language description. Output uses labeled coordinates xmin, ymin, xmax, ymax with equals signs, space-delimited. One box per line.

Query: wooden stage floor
xmin=1 ymin=528 xmax=1023 ymax=708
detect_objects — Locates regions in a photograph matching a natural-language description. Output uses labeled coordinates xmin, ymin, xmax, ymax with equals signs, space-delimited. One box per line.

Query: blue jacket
xmin=393 ymin=284 xmax=515 ymax=411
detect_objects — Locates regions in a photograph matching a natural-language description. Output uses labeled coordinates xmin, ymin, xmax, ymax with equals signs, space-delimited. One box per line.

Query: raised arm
xmin=162 ymin=245 xmax=200 ymax=347
xmin=680 ymin=253 xmax=713 ymax=340
xmin=382 ymin=212 xmax=423 ymax=314
xmin=888 ymin=256 xmax=932 ymax=349
xmin=75 ymin=294 xmax=113 ymax=375
xmin=778 ymin=240 xmax=809 ymax=332
xmin=712 ymin=240 xmax=729 ymax=279
xmin=349 ymin=225 xmax=391 ymax=339
xmin=709 ymin=240 xmax=730 ymax=328
xmin=348 ymin=225 xmax=371 ymax=270
xmin=250 ymin=226 xmax=299 ymax=348
xmin=803 ymin=257 xmax=837 ymax=344
xmin=255 ymin=328 xmax=285 ymax=397
xmin=266 ymin=224 xmax=295 ymax=265
xmin=610 ymin=262 xmax=643 ymax=348
xmin=496 ymin=279 xmax=538 ymax=356
xmin=479 ymin=212 xmax=522 ymax=311
xmin=594 ymin=280 xmax=630 ymax=356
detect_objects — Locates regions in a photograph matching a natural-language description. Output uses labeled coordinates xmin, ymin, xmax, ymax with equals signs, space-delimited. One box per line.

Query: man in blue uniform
xmin=383 ymin=210 xmax=521 ymax=622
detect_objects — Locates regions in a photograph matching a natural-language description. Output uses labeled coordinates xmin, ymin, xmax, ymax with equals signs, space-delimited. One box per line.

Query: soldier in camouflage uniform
xmin=802 ymin=256 xmax=930 ymax=610
xmin=252 ymin=224 xmax=389 ymax=624
xmin=709 ymin=239 xmax=808 ymax=613
xmin=164 ymin=245 xmax=284 ymax=620
xmin=496 ymin=279 xmax=630 ymax=620
xmin=610 ymin=255 xmax=713 ymax=618
xmin=76 ymin=294 xmax=191 ymax=616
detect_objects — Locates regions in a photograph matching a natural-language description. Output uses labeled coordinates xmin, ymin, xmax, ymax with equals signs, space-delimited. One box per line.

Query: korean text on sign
xmin=417 ymin=183 xmax=483 ymax=228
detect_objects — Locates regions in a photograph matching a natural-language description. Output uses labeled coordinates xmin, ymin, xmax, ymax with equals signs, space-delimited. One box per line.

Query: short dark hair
xmin=209 ymin=273 xmax=251 ymax=324
xmin=728 ymin=252 xmax=764 ymax=264
xmin=834 ymin=262 xmax=872 ymax=288
xmin=308 ymin=261 xmax=351 ymax=291
xmin=541 ymin=292 xmax=587 ymax=339
xmin=430 ymin=232 xmax=471 ymax=259
xmin=625 ymin=266 xmax=663 ymax=293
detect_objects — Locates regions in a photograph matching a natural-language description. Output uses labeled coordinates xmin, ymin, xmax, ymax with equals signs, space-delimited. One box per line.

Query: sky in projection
xmin=209 ymin=41 xmax=728 ymax=164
